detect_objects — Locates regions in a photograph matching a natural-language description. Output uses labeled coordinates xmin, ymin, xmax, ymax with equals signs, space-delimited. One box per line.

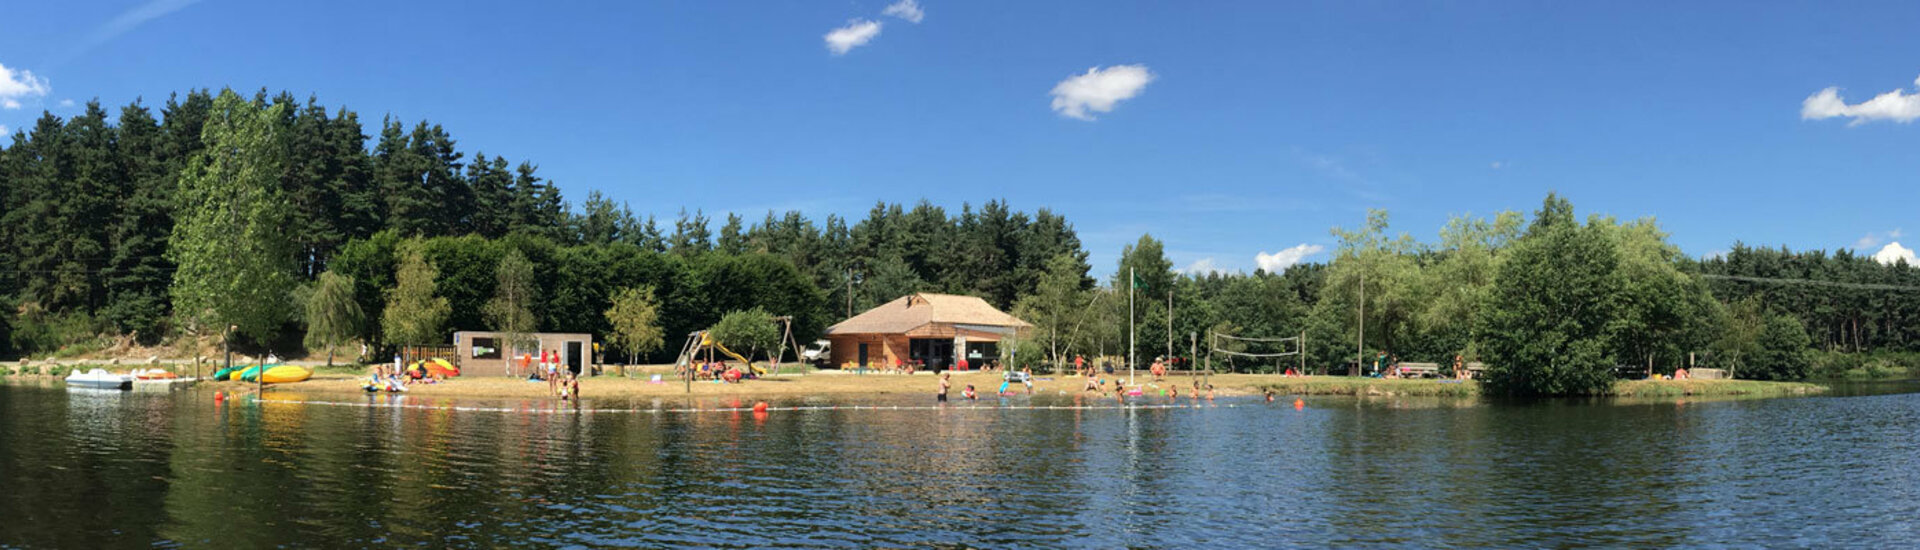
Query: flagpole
xmin=1121 ymin=267 xmax=1128 ymax=386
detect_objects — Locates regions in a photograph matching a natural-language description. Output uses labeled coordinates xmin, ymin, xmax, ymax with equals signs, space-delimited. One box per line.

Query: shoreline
xmin=4 ymin=366 xmax=1830 ymax=401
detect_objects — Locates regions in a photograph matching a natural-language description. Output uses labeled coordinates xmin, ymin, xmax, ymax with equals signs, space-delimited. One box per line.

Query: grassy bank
xmin=1608 ymin=378 xmax=1827 ymax=397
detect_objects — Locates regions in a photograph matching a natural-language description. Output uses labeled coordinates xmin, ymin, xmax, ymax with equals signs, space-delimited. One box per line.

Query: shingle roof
xmin=825 ymin=293 xmax=1031 ymax=335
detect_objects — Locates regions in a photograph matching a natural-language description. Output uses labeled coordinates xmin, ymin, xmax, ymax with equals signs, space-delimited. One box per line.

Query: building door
xmin=566 ymin=341 xmax=584 ymax=375
xmin=858 ymin=343 xmax=869 ymax=368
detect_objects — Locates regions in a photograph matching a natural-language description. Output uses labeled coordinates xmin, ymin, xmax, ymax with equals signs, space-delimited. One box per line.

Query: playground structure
xmin=1207 ymin=331 xmax=1305 ymax=374
xmin=673 ymin=315 xmax=804 ymax=380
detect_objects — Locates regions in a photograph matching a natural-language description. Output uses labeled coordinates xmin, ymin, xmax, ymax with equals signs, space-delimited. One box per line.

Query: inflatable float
xmin=407 ymin=358 xmax=460 ymax=378
xmin=236 ymin=364 xmax=313 ymax=384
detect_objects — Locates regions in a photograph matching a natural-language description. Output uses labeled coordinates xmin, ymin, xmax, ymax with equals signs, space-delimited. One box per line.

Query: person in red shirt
xmin=957 ymin=357 xmax=969 ymax=372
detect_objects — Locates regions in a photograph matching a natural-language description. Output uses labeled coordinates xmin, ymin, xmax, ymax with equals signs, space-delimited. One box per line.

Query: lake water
xmin=3 ymin=381 xmax=1919 ymax=548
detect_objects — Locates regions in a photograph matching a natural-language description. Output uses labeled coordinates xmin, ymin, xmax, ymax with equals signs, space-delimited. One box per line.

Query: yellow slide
xmin=701 ymin=334 xmax=767 ymax=376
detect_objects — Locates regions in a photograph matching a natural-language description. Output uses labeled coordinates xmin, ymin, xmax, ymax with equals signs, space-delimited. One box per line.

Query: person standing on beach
xmin=392 ymin=353 xmax=402 ymax=378
xmin=938 ymin=373 xmax=951 ymax=402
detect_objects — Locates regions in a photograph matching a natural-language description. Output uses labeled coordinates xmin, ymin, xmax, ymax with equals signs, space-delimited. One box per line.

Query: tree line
xmin=0 ymin=88 xmax=1087 ymax=361
xmin=3 ymin=88 xmax=1916 ymax=394
xmin=1011 ymin=195 xmax=1914 ymax=395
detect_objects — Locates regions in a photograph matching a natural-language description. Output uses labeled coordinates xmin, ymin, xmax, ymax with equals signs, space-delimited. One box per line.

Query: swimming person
xmin=964 ymin=384 xmax=977 ymax=400
xmin=938 ymin=373 xmax=951 ymax=402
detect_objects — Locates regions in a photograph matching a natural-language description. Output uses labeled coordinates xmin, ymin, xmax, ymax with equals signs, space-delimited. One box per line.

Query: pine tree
xmin=509 ymin=162 xmax=566 ymax=239
xmin=467 ymin=154 xmax=514 ymax=238
xmin=375 ymin=117 xmax=432 ymax=236
xmin=409 ymin=122 xmax=469 ymax=235
xmin=329 ymin=108 xmax=381 ymax=241
xmin=103 ymin=101 xmax=174 ymax=341
xmin=1 ymin=114 xmax=67 ymax=313
xmin=670 ymin=208 xmax=712 ymax=254
xmin=280 ymin=96 xmax=348 ymax=278
xmin=58 ymin=101 xmax=120 ymax=313
xmin=718 ymin=213 xmax=748 ymax=254
xmin=575 ymin=190 xmax=624 ymax=245
xmin=630 ymin=214 xmax=667 ymax=252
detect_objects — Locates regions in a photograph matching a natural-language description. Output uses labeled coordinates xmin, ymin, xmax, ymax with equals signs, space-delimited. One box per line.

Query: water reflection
xmin=2 ymin=386 xmax=1919 ymax=547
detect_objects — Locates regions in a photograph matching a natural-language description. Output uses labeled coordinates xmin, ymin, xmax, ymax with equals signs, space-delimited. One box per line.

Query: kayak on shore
xmin=235 ymin=364 xmax=314 ymax=384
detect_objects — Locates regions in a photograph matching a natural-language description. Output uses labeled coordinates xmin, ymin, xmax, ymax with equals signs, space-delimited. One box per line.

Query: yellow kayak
xmin=259 ymin=365 xmax=313 ymax=384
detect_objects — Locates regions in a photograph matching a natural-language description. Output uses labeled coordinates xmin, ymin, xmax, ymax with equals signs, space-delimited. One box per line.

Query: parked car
xmin=802 ymin=340 xmax=832 ymax=367
xmin=1004 ymin=370 xmax=1030 ymax=384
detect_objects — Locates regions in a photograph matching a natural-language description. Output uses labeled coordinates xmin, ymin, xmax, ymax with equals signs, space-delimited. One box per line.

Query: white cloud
xmin=1874 ymin=242 xmax=1917 ymax=266
xmin=1255 ymin=244 xmax=1325 ymax=273
xmin=882 ymin=0 xmax=924 ymax=23
xmin=1490 ymin=161 xmax=1505 ymax=169
xmin=1803 ymin=75 xmax=1920 ymax=125
xmin=57 ymin=99 xmax=75 ymax=108
xmin=0 ymin=125 xmax=8 ymax=136
xmin=1049 ymin=64 xmax=1154 ymax=121
xmin=1183 ymin=258 xmax=1225 ymax=275
xmin=1857 ymin=228 xmax=1904 ymax=250
xmin=824 ymin=19 xmax=883 ymax=55
xmin=0 ymin=63 xmax=51 ymax=110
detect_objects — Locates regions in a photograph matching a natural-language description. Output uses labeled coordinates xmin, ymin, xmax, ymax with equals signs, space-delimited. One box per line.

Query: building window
xmin=472 ymin=337 xmax=503 ymax=360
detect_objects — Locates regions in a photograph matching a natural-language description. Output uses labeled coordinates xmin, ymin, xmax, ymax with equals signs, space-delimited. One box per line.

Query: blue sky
xmin=3 ymin=1 xmax=1918 ymax=274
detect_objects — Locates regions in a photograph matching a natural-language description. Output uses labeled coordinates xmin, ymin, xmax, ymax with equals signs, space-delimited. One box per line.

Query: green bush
xmin=8 ymin=310 xmax=111 ymax=358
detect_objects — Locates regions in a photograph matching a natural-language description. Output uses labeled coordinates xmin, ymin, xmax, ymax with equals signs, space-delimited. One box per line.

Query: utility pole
xmin=846 ymin=268 xmax=854 ymax=318
xmin=1166 ymin=289 xmax=1173 ymax=362
xmin=1356 ymin=270 xmax=1365 ymax=377
xmin=1128 ymin=267 xmax=1136 ymax=387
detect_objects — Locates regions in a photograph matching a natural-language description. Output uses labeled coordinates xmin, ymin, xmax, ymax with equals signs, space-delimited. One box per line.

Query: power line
xmin=1700 ymin=274 xmax=1920 ymax=293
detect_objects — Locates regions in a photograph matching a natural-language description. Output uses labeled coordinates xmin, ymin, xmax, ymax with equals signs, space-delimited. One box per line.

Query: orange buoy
xmin=753 ymin=401 xmax=769 ymax=413
xmin=214 ymin=391 xmax=225 ymax=402
xmin=1293 ymin=398 xmax=1305 ymax=411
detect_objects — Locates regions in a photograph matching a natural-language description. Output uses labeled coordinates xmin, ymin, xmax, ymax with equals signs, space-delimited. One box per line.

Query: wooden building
xmin=451 ymin=331 xmax=594 ymax=377
xmin=825 ymin=293 xmax=1031 ymax=370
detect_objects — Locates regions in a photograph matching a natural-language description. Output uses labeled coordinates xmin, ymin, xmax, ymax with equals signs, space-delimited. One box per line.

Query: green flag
xmin=1132 ymin=271 xmax=1146 ymax=291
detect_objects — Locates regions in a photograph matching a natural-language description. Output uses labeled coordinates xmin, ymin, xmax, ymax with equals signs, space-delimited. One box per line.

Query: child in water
xmin=964 ymin=385 xmax=978 ymax=400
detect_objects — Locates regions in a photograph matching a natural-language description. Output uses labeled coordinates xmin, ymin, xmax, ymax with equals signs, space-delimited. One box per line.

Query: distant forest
xmin=2 ymin=89 xmax=1918 ymax=384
